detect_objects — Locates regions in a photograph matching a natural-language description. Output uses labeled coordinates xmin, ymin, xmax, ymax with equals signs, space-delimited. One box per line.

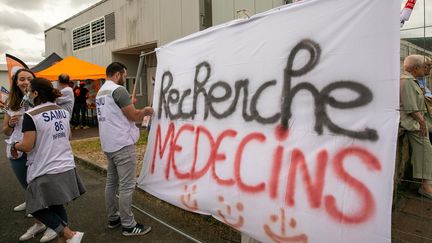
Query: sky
xmin=0 ymin=0 xmax=100 ymax=65
xmin=0 ymin=0 xmax=431 ymax=65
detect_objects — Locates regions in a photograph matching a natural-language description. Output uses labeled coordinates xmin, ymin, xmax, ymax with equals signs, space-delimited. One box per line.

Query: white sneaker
xmin=19 ymin=223 xmax=46 ymax=241
xmin=26 ymin=214 xmax=33 ymax=218
xmin=40 ymin=228 xmax=57 ymax=242
xmin=14 ymin=202 xmax=26 ymax=212
xmin=66 ymin=232 xmax=84 ymax=243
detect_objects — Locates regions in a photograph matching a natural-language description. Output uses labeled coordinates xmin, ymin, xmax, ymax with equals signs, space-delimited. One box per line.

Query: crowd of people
xmin=51 ymin=74 xmax=92 ymax=130
xmin=2 ymin=62 xmax=153 ymax=243
xmin=400 ymin=55 xmax=432 ymax=199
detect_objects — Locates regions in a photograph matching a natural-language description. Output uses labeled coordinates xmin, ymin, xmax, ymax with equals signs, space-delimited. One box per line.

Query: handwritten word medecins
xmin=158 ymin=39 xmax=378 ymax=141
xmin=151 ymin=123 xmax=381 ymax=225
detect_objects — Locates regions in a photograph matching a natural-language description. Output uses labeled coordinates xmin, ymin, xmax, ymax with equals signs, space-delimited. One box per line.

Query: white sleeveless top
xmin=25 ymin=102 xmax=75 ymax=183
xmin=96 ymin=80 xmax=139 ymax=153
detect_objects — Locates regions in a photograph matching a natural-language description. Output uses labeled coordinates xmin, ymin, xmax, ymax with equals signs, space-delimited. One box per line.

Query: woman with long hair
xmin=11 ymin=77 xmax=86 ymax=243
xmin=2 ymin=68 xmax=57 ymax=242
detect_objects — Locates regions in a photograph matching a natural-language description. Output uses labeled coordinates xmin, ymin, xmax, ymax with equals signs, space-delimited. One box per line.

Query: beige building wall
xmin=45 ymin=0 xmax=286 ymax=61
xmin=45 ymin=0 xmax=202 ymax=67
xmin=44 ymin=0 xmax=287 ymax=105
xmin=0 ymin=64 xmax=9 ymax=92
xmin=212 ymin=0 xmax=286 ymax=25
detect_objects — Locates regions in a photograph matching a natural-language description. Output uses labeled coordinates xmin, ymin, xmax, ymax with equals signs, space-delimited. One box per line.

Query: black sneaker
xmin=108 ymin=218 xmax=121 ymax=229
xmin=122 ymin=223 xmax=152 ymax=236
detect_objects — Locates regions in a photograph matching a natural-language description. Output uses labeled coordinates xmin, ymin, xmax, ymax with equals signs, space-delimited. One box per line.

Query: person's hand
xmin=8 ymin=114 xmax=21 ymax=128
xmin=11 ymin=142 xmax=18 ymax=159
xmin=0 ymin=100 xmax=6 ymax=110
xmin=143 ymin=107 xmax=154 ymax=116
xmin=419 ymin=120 xmax=427 ymax=137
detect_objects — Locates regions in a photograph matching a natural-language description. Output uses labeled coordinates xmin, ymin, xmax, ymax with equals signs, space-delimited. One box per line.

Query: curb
xmin=74 ymin=155 xmax=107 ymax=176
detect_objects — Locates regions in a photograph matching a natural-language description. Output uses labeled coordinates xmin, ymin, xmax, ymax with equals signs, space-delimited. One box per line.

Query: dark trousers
xmin=32 ymin=205 xmax=68 ymax=234
xmin=73 ymin=103 xmax=87 ymax=126
xmin=9 ymin=153 xmax=28 ymax=189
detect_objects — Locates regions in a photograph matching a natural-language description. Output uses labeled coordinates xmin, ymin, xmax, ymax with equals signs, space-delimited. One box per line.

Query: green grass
xmin=71 ymin=137 xmax=101 ymax=154
xmin=137 ymin=130 xmax=149 ymax=145
xmin=71 ymin=130 xmax=148 ymax=154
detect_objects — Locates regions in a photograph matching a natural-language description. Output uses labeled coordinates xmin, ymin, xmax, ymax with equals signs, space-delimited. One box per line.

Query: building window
xmin=72 ymin=17 xmax=106 ymax=51
xmin=91 ymin=17 xmax=105 ymax=45
xmin=105 ymin=13 xmax=115 ymax=41
xmin=199 ymin=0 xmax=212 ymax=30
xmin=72 ymin=24 xmax=91 ymax=51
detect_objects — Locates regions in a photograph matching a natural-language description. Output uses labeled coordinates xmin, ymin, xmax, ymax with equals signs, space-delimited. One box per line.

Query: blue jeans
xmin=9 ymin=153 xmax=28 ymax=189
xmin=32 ymin=205 xmax=68 ymax=234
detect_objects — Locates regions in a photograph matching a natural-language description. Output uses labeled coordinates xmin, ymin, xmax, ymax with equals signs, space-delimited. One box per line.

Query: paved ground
xmin=0 ymin=124 xmax=240 ymax=243
xmin=70 ymin=126 xmax=100 ymax=140
xmin=392 ymin=182 xmax=432 ymax=243
xmin=0 ymin=130 xmax=193 ymax=243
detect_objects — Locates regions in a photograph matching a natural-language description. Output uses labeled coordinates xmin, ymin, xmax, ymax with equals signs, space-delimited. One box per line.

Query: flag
xmin=1 ymin=86 xmax=10 ymax=94
xmin=5 ymin=54 xmax=29 ymax=88
xmin=0 ymin=86 xmax=9 ymax=108
xmin=400 ymin=0 xmax=416 ymax=27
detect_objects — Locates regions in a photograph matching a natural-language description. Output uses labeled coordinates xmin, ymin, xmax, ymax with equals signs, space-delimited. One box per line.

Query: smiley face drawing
xmin=180 ymin=184 xmax=198 ymax=211
xmin=216 ymin=195 xmax=244 ymax=229
xmin=263 ymin=208 xmax=308 ymax=243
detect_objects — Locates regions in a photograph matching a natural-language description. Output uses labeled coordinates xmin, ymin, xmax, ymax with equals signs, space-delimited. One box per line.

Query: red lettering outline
xmin=234 ymin=133 xmax=266 ymax=193
xmin=324 ymin=146 xmax=381 ymax=224
xmin=151 ymin=123 xmax=175 ymax=176
xmin=169 ymin=124 xmax=194 ymax=179
xmin=190 ymin=126 xmax=215 ymax=179
xmin=212 ymin=130 xmax=237 ymax=186
xmin=285 ymin=149 xmax=328 ymax=208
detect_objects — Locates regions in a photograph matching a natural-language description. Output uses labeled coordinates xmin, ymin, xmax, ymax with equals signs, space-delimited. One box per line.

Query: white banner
xmin=138 ymin=0 xmax=400 ymax=242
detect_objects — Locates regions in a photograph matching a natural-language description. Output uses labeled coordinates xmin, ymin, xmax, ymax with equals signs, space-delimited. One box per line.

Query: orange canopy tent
xmin=35 ymin=56 xmax=106 ymax=81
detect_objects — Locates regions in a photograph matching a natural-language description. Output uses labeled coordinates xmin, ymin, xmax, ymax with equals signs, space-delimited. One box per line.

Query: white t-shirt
xmin=56 ymin=86 xmax=74 ymax=119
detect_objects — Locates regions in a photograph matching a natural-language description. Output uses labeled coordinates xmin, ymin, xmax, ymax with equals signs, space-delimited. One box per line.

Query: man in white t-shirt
xmin=56 ymin=74 xmax=74 ymax=121
xmin=96 ymin=62 xmax=153 ymax=237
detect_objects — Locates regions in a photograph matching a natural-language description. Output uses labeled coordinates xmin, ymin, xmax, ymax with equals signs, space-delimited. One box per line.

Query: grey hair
xmin=403 ymin=54 xmax=425 ymax=72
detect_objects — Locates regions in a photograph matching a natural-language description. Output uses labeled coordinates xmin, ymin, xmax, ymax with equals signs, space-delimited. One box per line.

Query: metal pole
xmin=132 ymin=51 xmax=146 ymax=102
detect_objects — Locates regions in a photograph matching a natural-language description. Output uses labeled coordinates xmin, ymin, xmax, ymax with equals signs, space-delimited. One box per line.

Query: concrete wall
xmin=45 ymin=0 xmax=286 ymax=60
xmin=45 ymin=0 xmax=201 ymax=67
xmin=212 ymin=0 xmax=285 ymax=25
xmin=43 ymin=0 xmax=288 ymax=107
